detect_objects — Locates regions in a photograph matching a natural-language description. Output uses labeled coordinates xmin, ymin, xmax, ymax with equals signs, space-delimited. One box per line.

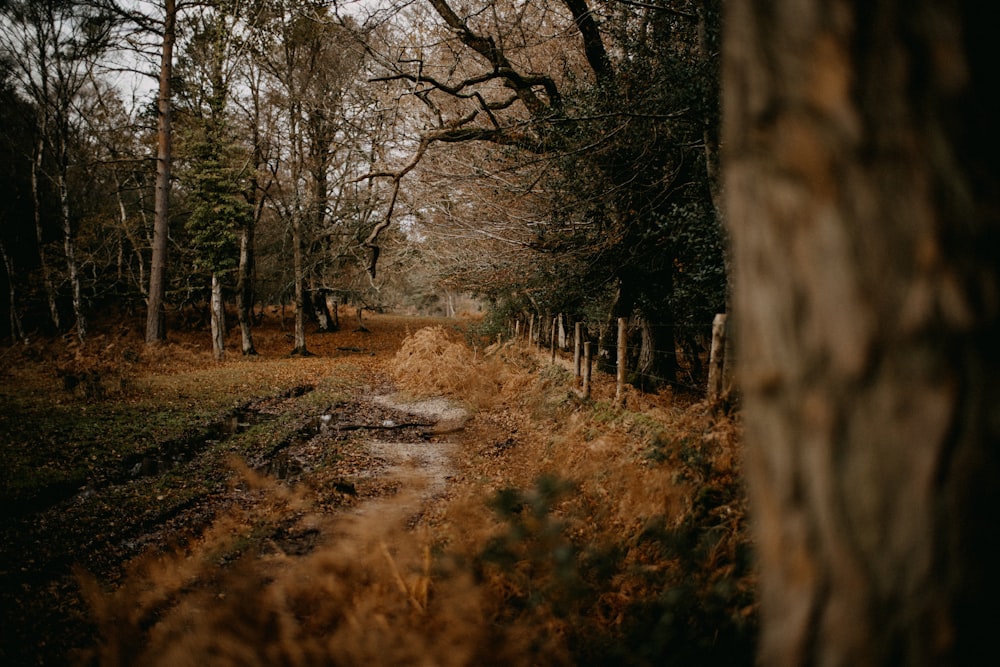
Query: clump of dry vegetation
xmin=78 ymin=463 xmax=492 ymax=667
xmin=389 ymin=325 xmax=523 ymax=410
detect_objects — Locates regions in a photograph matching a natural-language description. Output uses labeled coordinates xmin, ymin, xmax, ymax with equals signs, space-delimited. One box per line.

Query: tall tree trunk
xmin=723 ymin=2 xmax=1000 ymax=665
xmin=239 ymin=69 xmax=267 ymax=357
xmin=146 ymin=0 xmax=176 ymax=345
xmin=210 ymin=272 xmax=224 ymax=361
xmin=57 ymin=170 xmax=85 ymax=341
xmin=31 ymin=137 xmax=60 ymax=332
xmin=236 ymin=222 xmax=256 ymax=355
xmin=291 ymin=213 xmax=308 ymax=355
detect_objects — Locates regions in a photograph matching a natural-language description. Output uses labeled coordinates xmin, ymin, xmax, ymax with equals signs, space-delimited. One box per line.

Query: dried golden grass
xmin=77 ymin=330 xmax=753 ymax=666
xmin=78 ymin=461 xmax=505 ymax=667
xmin=432 ymin=352 xmax=754 ymax=657
xmin=389 ymin=326 xmax=514 ymax=410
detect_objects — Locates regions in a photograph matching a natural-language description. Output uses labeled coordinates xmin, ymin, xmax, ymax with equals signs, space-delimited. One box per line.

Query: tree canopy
xmin=0 ymin=0 xmax=726 ymax=385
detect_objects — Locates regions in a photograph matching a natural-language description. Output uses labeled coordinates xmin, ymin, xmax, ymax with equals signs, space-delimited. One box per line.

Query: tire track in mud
xmin=0 ymin=386 xmax=469 ymax=667
xmin=342 ymin=394 xmax=468 ymax=527
xmin=107 ymin=391 xmax=469 ymax=568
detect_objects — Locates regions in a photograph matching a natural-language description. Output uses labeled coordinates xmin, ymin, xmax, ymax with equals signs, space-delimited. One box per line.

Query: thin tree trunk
xmin=723 ymin=1 xmax=1000 ymax=665
xmin=113 ymin=170 xmax=146 ymax=297
xmin=146 ymin=0 xmax=176 ymax=345
xmin=0 ymin=239 xmax=25 ymax=343
xmin=210 ymin=272 xmax=224 ymax=361
xmin=239 ymin=68 xmax=269 ymax=357
xmin=615 ymin=316 xmax=626 ymax=406
xmin=291 ymin=213 xmax=308 ymax=355
xmin=236 ymin=222 xmax=256 ymax=355
xmin=31 ymin=137 xmax=60 ymax=332
xmin=58 ymin=170 xmax=85 ymax=341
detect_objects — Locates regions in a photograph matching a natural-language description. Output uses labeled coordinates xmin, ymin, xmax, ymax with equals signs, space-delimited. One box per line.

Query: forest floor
xmin=0 ymin=308 xmax=757 ymax=666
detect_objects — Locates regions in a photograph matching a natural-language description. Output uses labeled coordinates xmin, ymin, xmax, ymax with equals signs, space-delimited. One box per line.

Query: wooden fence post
xmin=707 ymin=313 xmax=728 ymax=403
xmin=574 ymin=322 xmax=582 ymax=380
xmin=527 ymin=314 xmax=534 ymax=349
xmin=583 ymin=341 xmax=592 ymax=399
xmin=615 ymin=317 xmax=627 ymax=406
xmin=550 ymin=317 xmax=557 ymax=363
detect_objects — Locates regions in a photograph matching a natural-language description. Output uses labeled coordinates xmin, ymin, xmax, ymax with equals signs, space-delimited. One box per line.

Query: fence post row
xmin=513 ymin=313 xmax=728 ymax=407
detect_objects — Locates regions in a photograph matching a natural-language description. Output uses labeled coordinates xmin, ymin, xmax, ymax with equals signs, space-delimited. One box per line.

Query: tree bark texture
xmin=210 ymin=272 xmax=224 ymax=361
xmin=146 ymin=0 xmax=176 ymax=345
xmin=707 ymin=312 xmax=728 ymax=403
xmin=236 ymin=221 xmax=256 ymax=355
xmin=291 ymin=213 xmax=307 ymax=354
xmin=723 ymin=2 xmax=1000 ymax=666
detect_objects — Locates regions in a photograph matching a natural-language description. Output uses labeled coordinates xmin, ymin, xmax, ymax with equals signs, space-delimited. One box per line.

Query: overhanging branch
xmin=354 ymin=122 xmax=546 ymax=279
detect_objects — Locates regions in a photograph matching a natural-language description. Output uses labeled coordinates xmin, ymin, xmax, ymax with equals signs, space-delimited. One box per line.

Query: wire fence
xmin=503 ymin=314 xmax=734 ymax=399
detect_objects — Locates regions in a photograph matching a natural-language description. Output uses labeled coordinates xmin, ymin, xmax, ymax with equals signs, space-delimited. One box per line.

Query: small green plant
xmin=481 ymin=475 xmax=590 ymax=618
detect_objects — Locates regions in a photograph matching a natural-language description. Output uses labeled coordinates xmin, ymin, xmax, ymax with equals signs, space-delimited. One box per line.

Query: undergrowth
xmin=78 ymin=327 xmax=757 ymax=665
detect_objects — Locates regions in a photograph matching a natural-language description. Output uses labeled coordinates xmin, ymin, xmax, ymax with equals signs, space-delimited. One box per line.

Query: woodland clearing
xmin=1 ymin=309 xmax=755 ymax=666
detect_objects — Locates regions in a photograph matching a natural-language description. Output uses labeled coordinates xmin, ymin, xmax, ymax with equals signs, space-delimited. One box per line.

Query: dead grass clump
xmin=445 ymin=360 xmax=757 ymax=665
xmin=78 ymin=461 xmax=570 ymax=667
xmin=390 ymin=326 xmax=509 ymax=410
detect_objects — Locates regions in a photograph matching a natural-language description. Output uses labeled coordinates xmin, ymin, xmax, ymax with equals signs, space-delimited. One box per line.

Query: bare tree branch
xmin=425 ymin=0 xmax=560 ymax=114
xmin=562 ymin=0 xmax=614 ymax=85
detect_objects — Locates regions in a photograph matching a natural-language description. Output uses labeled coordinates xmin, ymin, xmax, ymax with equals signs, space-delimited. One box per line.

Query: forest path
xmin=341 ymin=393 xmax=468 ymax=527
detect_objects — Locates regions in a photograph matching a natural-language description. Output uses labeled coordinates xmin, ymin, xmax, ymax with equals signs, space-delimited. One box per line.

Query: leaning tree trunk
xmin=723 ymin=2 xmax=1000 ymax=666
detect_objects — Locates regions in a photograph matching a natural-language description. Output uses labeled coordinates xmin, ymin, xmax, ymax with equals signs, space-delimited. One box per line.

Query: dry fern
xmin=390 ymin=327 xmax=507 ymax=410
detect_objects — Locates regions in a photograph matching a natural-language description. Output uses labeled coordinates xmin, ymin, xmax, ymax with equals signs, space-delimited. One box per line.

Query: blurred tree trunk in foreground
xmin=723 ymin=1 xmax=1000 ymax=666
